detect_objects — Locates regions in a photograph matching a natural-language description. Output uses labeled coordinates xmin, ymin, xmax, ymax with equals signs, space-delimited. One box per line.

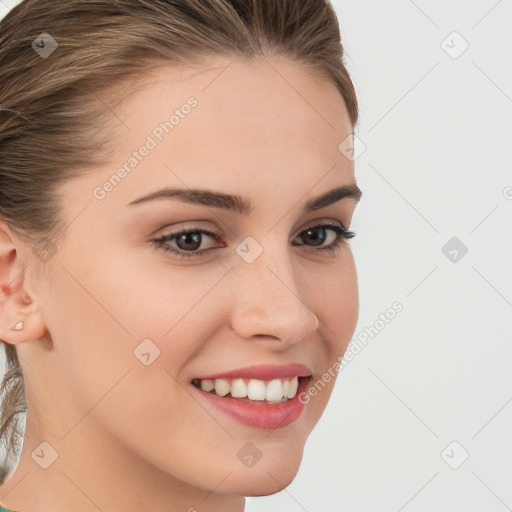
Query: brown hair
xmin=0 ymin=0 xmax=359 ymax=482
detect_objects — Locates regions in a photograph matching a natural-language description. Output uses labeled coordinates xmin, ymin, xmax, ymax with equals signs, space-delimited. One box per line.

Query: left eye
xmin=152 ymin=222 xmax=355 ymax=260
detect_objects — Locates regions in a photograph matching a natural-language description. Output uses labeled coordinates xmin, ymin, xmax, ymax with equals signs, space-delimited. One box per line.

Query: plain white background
xmin=1 ymin=1 xmax=511 ymax=511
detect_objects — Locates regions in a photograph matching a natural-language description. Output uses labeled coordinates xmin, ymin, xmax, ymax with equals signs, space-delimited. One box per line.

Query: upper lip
xmin=193 ymin=364 xmax=313 ymax=381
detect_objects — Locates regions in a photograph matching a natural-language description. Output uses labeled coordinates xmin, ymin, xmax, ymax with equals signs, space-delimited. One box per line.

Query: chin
xmin=224 ymin=451 xmax=303 ymax=497
xmin=240 ymin=470 xmax=299 ymax=497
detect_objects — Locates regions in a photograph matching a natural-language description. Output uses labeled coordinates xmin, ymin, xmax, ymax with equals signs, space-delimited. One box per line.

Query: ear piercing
xmin=10 ymin=320 xmax=24 ymax=331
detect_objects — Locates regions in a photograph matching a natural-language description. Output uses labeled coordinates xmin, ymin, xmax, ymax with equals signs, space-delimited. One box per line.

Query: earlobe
xmin=10 ymin=320 xmax=25 ymax=331
xmin=0 ymin=221 xmax=49 ymax=346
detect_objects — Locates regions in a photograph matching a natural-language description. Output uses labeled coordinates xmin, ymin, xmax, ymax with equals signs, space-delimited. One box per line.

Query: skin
xmin=0 ymin=56 xmax=360 ymax=512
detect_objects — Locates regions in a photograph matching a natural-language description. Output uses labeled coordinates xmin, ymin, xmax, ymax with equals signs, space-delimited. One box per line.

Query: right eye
xmin=152 ymin=226 xmax=224 ymax=260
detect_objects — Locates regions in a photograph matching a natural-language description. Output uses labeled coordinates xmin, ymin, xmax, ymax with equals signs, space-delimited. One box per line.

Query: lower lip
xmin=191 ymin=377 xmax=311 ymax=430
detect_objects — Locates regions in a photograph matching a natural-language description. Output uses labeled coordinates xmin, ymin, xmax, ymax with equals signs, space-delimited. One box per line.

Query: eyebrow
xmin=127 ymin=183 xmax=362 ymax=215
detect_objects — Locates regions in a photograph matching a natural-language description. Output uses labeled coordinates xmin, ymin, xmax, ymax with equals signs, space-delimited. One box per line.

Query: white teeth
xmin=196 ymin=376 xmax=303 ymax=401
xmin=247 ymin=379 xmax=266 ymax=400
xmin=265 ymin=379 xmax=284 ymax=401
xmin=231 ymin=378 xmax=248 ymax=398
xmin=214 ymin=379 xmax=230 ymax=397
xmin=200 ymin=379 xmax=215 ymax=392
xmin=287 ymin=377 xmax=299 ymax=399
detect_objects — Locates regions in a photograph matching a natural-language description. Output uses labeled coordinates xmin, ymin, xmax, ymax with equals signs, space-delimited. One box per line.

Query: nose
xmin=228 ymin=243 xmax=320 ymax=347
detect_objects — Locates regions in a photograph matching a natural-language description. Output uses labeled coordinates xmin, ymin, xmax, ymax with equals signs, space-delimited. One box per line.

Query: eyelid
xmin=152 ymin=219 xmax=354 ymax=261
xmin=150 ymin=221 xmax=223 ymax=240
xmin=154 ymin=218 xmax=347 ymax=240
xmin=302 ymin=219 xmax=345 ymax=229
xmin=295 ymin=218 xmax=347 ymax=236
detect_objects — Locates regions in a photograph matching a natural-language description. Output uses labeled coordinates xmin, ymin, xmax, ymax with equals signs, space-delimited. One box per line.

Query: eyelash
xmin=152 ymin=222 xmax=356 ymax=260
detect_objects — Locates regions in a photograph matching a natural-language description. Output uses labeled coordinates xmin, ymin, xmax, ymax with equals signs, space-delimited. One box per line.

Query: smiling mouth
xmin=191 ymin=376 xmax=312 ymax=403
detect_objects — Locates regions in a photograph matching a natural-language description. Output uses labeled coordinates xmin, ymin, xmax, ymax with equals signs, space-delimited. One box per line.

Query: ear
xmin=0 ymin=220 xmax=48 ymax=345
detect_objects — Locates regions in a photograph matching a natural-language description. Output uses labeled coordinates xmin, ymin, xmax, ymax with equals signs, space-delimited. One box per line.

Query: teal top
xmin=0 ymin=505 xmax=19 ymax=512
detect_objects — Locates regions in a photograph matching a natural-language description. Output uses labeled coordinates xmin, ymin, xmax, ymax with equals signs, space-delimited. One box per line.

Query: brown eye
xmin=293 ymin=223 xmax=355 ymax=252
xmin=152 ymin=222 xmax=355 ymax=260
xmin=300 ymin=225 xmax=329 ymax=246
xmin=153 ymin=227 xmax=222 ymax=260
xmin=175 ymin=232 xmax=203 ymax=251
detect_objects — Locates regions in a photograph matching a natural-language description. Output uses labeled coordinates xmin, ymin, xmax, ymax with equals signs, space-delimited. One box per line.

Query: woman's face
xmin=13 ymin=57 xmax=360 ymax=505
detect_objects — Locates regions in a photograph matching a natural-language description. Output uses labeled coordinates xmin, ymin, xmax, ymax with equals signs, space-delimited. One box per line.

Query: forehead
xmin=113 ymin=55 xmax=352 ymax=151
xmin=68 ymin=56 xmax=356 ymax=219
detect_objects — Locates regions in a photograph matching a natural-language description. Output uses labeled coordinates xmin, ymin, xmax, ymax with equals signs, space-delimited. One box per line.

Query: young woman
xmin=0 ymin=0 xmax=362 ymax=510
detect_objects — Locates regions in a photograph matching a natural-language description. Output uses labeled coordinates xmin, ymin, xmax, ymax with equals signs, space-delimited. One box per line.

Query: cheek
xmin=42 ymin=250 xmax=225 ymax=447
xmin=52 ymin=252 xmax=231 ymax=395
xmin=309 ymin=250 xmax=359 ymax=353
xmin=102 ymin=260 xmax=231 ymax=359
xmin=43 ymin=266 xmax=136 ymax=406
xmin=306 ymin=251 xmax=358 ymax=402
